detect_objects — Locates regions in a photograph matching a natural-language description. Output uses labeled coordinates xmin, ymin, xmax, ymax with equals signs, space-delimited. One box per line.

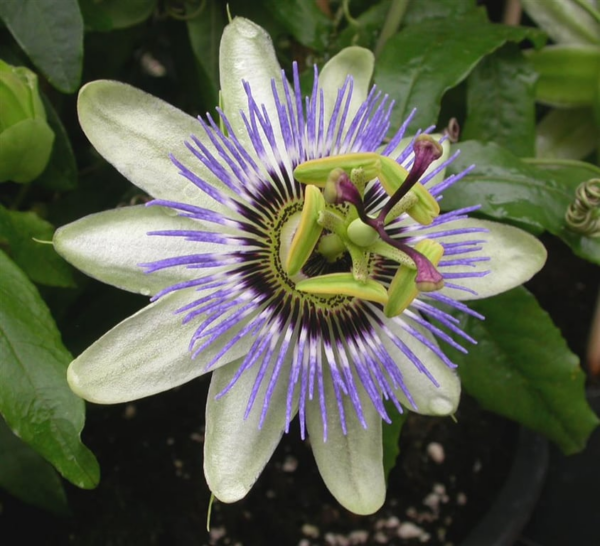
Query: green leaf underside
xmin=0 ymin=251 xmax=99 ymax=488
xmin=463 ymin=44 xmax=537 ymax=157
xmin=0 ymin=416 xmax=68 ymax=515
xmin=374 ymin=10 xmax=545 ymax=134
xmin=0 ymin=0 xmax=84 ymax=93
xmin=445 ymin=287 xmax=599 ymax=455
xmin=444 ymin=141 xmax=600 ymax=264
xmin=0 ymin=204 xmax=75 ymax=288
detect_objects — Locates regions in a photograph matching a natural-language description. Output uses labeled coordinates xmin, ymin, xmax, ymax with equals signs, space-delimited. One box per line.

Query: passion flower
xmin=54 ymin=18 xmax=547 ymax=514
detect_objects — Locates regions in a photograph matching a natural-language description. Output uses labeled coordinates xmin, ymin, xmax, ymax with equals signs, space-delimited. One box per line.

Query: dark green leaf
xmin=0 ymin=204 xmax=75 ymax=288
xmin=0 ymin=416 xmax=68 ymax=515
xmin=382 ymin=406 xmax=408 ymax=481
xmin=0 ymin=0 xmax=84 ymax=93
xmin=77 ymin=0 xmax=112 ymax=31
xmin=263 ymin=0 xmax=333 ymax=51
xmin=78 ymin=0 xmax=156 ymax=31
xmin=446 ymin=287 xmax=599 ymax=455
xmin=186 ymin=0 xmax=225 ymax=108
xmin=463 ymin=44 xmax=537 ymax=157
xmin=35 ymin=95 xmax=78 ymax=191
xmin=374 ymin=11 xmax=545 ymax=133
xmin=0 ymin=251 xmax=99 ymax=488
xmin=403 ymin=0 xmax=478 ymax=25
xmin=444 ymin=140 xmax=600 ymax=264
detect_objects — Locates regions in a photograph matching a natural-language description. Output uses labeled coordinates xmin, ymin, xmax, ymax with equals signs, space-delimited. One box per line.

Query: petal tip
xmin=428 ymin=396 xmax=457 ymax=416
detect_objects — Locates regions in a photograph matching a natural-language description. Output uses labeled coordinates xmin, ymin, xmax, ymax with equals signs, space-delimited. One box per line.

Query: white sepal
xmin=54 ymin=205 xmax=239 ymax=296
xmin=67 ymin=290 xmax=249 ymax=403
xmin=379 ymin=316 xmax=461 ymax=416
xmin=306 ymin=372 xmax=386 ymax=515
xmin=78 ymin=80 xmax=228 ymax=209
xmin=204 ymin=357 xmax=297 ymax=502
xmin=431 ymin=219 xmax=547 ymax=301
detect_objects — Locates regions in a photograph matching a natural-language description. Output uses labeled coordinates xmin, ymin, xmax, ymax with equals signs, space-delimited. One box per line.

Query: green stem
xmin=342 ymin=0 xmax=359 ymax=27
xmin=374 ymin=0 xmax=411 ymax=57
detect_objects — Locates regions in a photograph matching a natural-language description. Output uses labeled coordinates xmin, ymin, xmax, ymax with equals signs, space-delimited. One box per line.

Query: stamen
xmin=296 ymin=273 xmax=389 ymax=304
xmin=384 ymin=239 xmax=445 ymax=317
xmin=285 ymin=185 xmax=325 ymax=276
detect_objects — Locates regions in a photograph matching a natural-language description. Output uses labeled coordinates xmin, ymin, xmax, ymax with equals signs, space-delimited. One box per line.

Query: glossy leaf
xmin=463 ymin=44 xmax=537 ymax=157
xmin=0 ymin=416 xmax=68 ymax=515
xmin=0 ymin=0 xmax=83 ymax=93
xmin=0 ymin=251 xmax=99 ymax=488
xmin=444 ymin=140 xmax=600 ymax=264
xmin=374 ymin=10 xmax=545 ymax=133
xmin=0 ymin=205 xmax=75 ymax=288
xmin=445 ymin=287 xmax=599 ymax=455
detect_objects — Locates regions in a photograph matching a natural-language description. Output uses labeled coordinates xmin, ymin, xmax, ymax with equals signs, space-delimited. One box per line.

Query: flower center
xmin=283 ymin=135 xmax=447 ymax=317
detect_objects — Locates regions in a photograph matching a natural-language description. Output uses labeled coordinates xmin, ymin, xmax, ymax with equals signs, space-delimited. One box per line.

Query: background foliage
xmin=0 ymin=0 xmax=598 ymax=521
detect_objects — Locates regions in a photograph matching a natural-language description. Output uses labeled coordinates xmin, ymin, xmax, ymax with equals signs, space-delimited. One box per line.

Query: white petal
xmin=78 ymin=80 xmax=227 ymax=208
xmin=306 ymin=374 xmax=386 ymax=515
xmin=220 ymin=18 xmax=284 ymax=145
xmin=319 ymin=46 xmax=374 ymax=124
xmin=67 ymin=290 xmax=249 ymax=404
xmin=54 ymin=205 xmax=236 ymax=296
xmin=379 ymin=317 xmax=461 ymax=416
xmin=204 ymin=357 xmax=295 ymax=503
xmin=431 ymin=219 xmax=547 ymax=301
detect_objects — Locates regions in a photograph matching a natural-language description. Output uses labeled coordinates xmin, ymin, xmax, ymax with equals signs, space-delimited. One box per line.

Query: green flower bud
xmin=0 ymin=60 xmax=55 ymax=183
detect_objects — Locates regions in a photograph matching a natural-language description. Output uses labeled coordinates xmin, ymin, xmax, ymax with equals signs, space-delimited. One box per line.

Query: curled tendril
xmin=565 ymin=178 xmax=600 ymax=237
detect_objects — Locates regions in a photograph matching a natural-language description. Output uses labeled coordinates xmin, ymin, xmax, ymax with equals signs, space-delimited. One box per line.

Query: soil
xmin=0 ymin=235 xmax=597 ymax=546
